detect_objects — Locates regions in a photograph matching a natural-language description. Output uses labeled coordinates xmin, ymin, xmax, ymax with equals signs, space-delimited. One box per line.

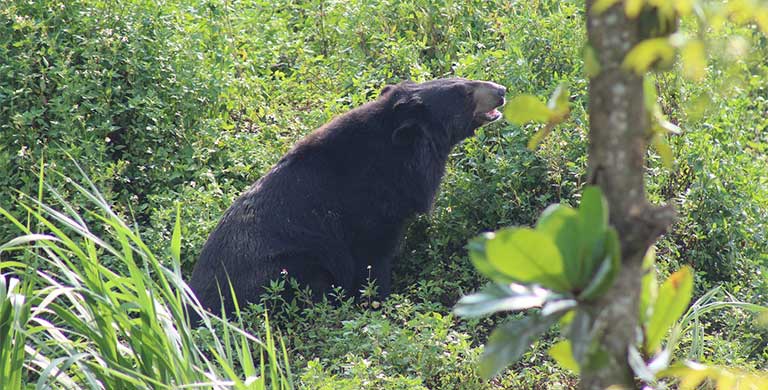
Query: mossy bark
xmin=581 ymin=2 xmax=676 ymax=389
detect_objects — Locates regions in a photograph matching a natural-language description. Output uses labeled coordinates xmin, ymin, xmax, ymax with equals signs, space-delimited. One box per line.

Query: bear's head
xmin=382 ymin=78 xmax=506 ymax=147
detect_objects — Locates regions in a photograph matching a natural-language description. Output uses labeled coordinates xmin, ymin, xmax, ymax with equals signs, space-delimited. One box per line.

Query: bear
xmin=188 ymin=78 xmax=506 ymax=317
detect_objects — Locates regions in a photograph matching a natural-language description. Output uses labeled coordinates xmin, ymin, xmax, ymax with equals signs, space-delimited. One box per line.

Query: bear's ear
xmin=393 ymin=94 xmax=423 ymax=111
xmin=392 ymin=119 xmax=426 ymax=145
xmin=380 ymin=80 xmax=415 ymax=97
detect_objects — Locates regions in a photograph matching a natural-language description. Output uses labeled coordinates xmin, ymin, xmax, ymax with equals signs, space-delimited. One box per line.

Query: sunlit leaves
xmin=681 ymin=39 xmax=706 ymax=81
xmin=757 ymin=8 xmax=768 ymax=34
xmin=651 ymin=133 xmax=675 ymax=169
xmin=592 ymin=0 xmax=695 ymax=17
xmin=591 ymin=0 xmax=620 ymax=15
xmin=583 ymin=45 xmax=601 ymax=78
xmin=484 ymin=228 xmax=570 ymax=292
xmin=549 ymin=340 xmax=580 ymax=373
xmin=503 ymin=95 xmax=551 ymax=124
xmin=457 ymin=187 xmax=620 ymax=377
xmin=467 ymin=186 xmax=618 ymax=296
xmin=639 ymin=247 xmax=659 ymax=325
xmin=660 ymin=362 xmax=768 ymax=390
xmin=644 ymin=266 xmax=694 ymax=354
xmin=625 ymin=0 xmax=644 ymax=18
xmin=644 ymin=75 xmax=680 ymax=168
xmin=504 ymin=83 xmax=570 ymax=150
xmin=170 ymin=203 xmax=182 ymax=263
xmin=536 ymin=205 xmax=582 ymax=287
xmin=576 ymin=186 xmax=609 ymax=285
xmin=623 ymin=38 xmax=675 ymax=74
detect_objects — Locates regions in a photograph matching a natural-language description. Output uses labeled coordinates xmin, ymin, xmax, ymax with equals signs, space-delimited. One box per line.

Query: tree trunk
xmin=581 ymin=2 xmax=676 ymax=389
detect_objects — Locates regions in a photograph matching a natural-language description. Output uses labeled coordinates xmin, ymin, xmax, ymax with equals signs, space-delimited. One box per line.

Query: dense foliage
xmin=1 ymin=0 xmax=766 ymax=388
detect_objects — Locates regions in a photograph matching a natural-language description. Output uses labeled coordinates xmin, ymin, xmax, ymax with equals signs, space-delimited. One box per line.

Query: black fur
xmin=189 ymin=78 xmax=505 ymax=317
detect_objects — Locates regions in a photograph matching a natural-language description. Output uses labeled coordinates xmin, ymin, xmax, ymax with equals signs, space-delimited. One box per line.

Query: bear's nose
xmin=491 ymin=83 xmax=506 ymax=97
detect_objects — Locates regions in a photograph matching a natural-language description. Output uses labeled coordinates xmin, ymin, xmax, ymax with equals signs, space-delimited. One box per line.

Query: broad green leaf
xmin=651 ymin=1 xmax=677 ymax=22
xmin=453 ymin=283 xmax=552 ymax=318
xmin=527 ymin=122 xmax=555 ymax=151
xmin=645 ymin=266 xmax=694 ymax=353
xmin=756 ymin=8 xmax=768 ymax=34
xmin=651 ymin=133 xmax=675 ymax=169
xmin=578 ymin=228 xmax=621 ymax=301
xmin=547 ymin=83 xmax=570 ymax=118
xmin=479 ymin=312 xmax=564 ymax=378
xmin=536 ymin=204 xmax=582 ymax=287
xmin=583 ymin=45 xmax=601 ymax=78
xmin=639 ymin=247 xmax=659 ymax=325
xmin=674 ymin=0 xmax=694 ymax=16
xmin=643 ymin=75 xmax=658 ymax=113
xmin=625 ymin=0 xmax=644 ymax=18
xmin=623 ymin=38 xmax=675 ymax=74
xmin=726 ymin=1 xmax=757 ymax=24
xmin=578 ymin=186 xmax=609 ymax=281
xmin=468 ymin=234 xmax=516 ymax=284
xmin=558 ymin=310 xmax=575 ymax=327
xmin=485 ymin=228 xmax=571 ymax=292
xmin=549 ymin=340 xmax=579 ymax=373
xmin=504 ymin=95 xmax=553 ymax=125
xmin=681 ymin=40 xmax=706 ymax=81
xmin=592 ymin=0 xmax=620 ymax=14
xmin=524 ymin=84 xmax=570 ymax=150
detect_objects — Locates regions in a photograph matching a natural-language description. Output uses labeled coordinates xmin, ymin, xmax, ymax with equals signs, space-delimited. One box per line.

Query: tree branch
xmin=581 ymin=2 xmax=676 ymax=388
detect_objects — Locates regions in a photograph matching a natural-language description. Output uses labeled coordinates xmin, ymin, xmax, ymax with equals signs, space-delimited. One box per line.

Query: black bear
xmin=189 ymin=78 xmax=506 ymax=317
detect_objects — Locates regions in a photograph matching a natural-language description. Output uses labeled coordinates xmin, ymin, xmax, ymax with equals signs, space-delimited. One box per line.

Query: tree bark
xmin=581 ymin=2 xmax=676 ymax=389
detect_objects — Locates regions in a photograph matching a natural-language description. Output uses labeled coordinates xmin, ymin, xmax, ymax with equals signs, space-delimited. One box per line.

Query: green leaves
xmin=548 ymin=340 xmax=579 ymax=373
xmin=644 ymin=75 xmax=680 ymax=169
xmin=503 ymin=83 xmax=570 ymax=150
xmin=484 ymin=228 xmax=570 ymax=292
xmin=536 ymin=205 xmax=582 ymax=287
xmin=681 ymin=40 xmax=706 ymax=81
xmin=456 ymin=186 xmax=621 ymax=378
xmin=467 ymin=186 xmax=619 ymax=297
xmin=503 ymin=95 xmax=552 ymax=124
xmin=479 ymin=311 xmax=567 ymax=379
xmin=454 ymin=283 xmax=553 ymax=318
xmin=660 ymin=362 xmax=768 ymax=390
xmin=623 ymin=38 xmax=676 ymax=74
xmin=644 ymin=266 xmax=694 ymax=353
xmin=583 ymin=45 xmax=601 ymax=78
xmin=577 ymin=227 xmax=620 ymax=301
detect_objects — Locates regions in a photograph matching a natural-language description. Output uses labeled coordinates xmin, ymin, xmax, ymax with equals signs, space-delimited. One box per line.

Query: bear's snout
xmin=472 ymin=81 xmax=507 ymax=124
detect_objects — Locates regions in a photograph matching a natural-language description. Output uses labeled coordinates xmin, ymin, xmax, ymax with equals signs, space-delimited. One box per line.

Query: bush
xmin=1 ymin=0 xmax=766 ymax=387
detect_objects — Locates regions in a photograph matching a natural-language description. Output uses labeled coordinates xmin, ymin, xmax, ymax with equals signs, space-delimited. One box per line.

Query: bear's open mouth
xmin=482 ymin=107 xmax=503 ymax=122
xmin=478 ymin=98 xmax=505 ymax=123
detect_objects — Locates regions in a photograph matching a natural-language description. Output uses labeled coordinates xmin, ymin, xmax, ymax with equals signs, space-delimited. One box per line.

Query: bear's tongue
xmin=486 ymin=108 xmax=502 ymax=120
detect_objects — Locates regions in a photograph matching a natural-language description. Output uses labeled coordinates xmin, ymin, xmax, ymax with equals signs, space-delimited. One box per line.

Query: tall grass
xmin=0 ymin=162 xmax=293 ymax=389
